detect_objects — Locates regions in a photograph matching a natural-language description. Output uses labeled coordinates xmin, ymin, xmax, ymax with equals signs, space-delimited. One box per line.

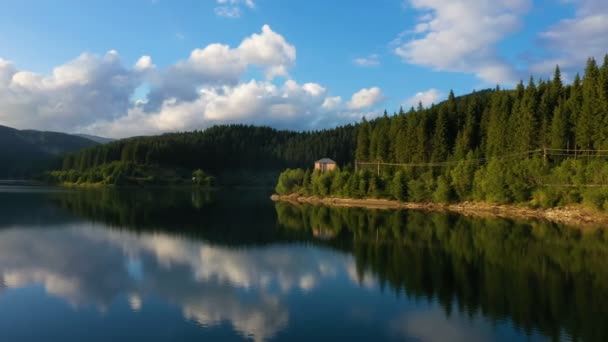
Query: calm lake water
xmin=0 ymin=186 xmax=607 ymax=342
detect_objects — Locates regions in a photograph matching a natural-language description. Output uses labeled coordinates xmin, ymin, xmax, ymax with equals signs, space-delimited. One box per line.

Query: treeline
xmin=46 ymin=161 xmax=208 ymax=186
xmin=355 ymin=57 xmax=608 ymax=163
xmin=277 ymin=57 xmax=608 ymax=210
xmin=52 ymin=124 xmax=357 ymax=185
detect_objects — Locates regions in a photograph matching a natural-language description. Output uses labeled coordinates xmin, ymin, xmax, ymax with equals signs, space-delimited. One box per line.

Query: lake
xmin=0 ymin=186 xmax=606 ymax=342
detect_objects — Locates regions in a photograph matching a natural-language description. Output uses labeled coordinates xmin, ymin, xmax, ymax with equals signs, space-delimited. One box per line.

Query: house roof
xmin=315 ymin=158 xmax=336 ymax=164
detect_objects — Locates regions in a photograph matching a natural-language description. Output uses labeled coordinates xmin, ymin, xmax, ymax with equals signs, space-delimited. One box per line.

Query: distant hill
xmin=0 ymin=125 xmax=98 ymax=178
xmin=74 ymin=134 xmax=115 ymax=144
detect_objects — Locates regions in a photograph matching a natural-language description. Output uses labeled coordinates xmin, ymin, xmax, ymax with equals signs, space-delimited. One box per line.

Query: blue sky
xmin=0 ymin=0 xmax=606 ymax=137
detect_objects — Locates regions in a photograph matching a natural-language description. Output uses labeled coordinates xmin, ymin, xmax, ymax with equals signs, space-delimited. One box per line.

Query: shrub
xmin=275 ymin=169 xmax=305 ymax=194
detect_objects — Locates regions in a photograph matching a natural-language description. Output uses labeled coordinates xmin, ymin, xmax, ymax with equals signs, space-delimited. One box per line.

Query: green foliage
xmin=433 ymin=176 xmax=453 ymax=203
xmin=57 ymin=125 xmax=357 ymax=182
xmin=275 ymin=168 xmax=305 ymax=194
xmin=582 ymin=188 xmax=608 ymax=211
xmin=192 ymin=169 xmax=216 ymax=187
xmin=390 ymin=171 xmax=408 ymax=201
xmin=450 ymin=153 xmax=475 ymax=201
xmin=45 ymin=161 xmax=207 ymax=186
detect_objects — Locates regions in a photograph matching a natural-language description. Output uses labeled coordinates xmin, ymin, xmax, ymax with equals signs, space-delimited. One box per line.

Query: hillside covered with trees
xmin=0 ymin=125 xmax=98 ymax=179
xmin=276 ymin=56 xmax=608 ymax=211
xmin=48 ymin=124 xmax=357 ymax=185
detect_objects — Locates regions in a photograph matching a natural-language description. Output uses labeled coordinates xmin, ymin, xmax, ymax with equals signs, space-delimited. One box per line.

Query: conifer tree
xmin=575 ymin=59 xmax=600 ymax=150
xmin=431 ymin=108 xmax=448 ymax=162
xmin=355 ymin=118 xmax=371 ymax=162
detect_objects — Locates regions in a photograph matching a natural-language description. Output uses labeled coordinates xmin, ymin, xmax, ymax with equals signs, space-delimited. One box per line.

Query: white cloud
xmin=394 ymin=0 xmax=530 ymax=84
xmin=0 ymin=51 xmax=139 ymax=132
xmin=322 ymin=96 xmax=342 ymax=110
xmin=215 ymin=6 xmax=242 ymax=18
xmin=347 ymin=87 xmax=384 ymax=110
xmin=217 ymin=0 xmax=255 ymax=8
xmin=215 ymin=0 xmax=255 ymax=18
xmin=404 ymin=88 xmax=443 ymax=108
xmin=0 ymin=25 xmax=380 ymax=138
xmin=532 ymin=0 xmax=608 ymax=75
xmin=143 ymin=24 xmax=296 ymax=110
xmin=81 ymin=79 xmax=345 ymax=138
xmin=353 ymin=54 xmax=380 ymax=67
xmin=134 ymin=56 xmax=155 ymax=71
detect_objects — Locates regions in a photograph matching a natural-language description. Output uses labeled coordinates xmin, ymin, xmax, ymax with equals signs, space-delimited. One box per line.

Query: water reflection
xmin=0 ymin=188 xmax=606 ymax=341
xmin=275 ymin=203 xmax=608 ymax=342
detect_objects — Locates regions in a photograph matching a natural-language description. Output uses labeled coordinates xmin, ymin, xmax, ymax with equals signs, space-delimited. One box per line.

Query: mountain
xmin=0 ymin=125 xmax=98 ymax=178
xmin=74 ymin=134 xmax=115 ymax=144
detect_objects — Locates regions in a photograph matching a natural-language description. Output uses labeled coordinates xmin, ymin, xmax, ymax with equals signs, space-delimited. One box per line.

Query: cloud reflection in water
xmin=0 ymin=225 xmax=364 ymax=341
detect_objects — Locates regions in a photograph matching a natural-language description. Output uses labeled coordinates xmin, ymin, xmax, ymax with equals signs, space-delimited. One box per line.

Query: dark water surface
xmin=0 ymin=186 xmax=606 ymax=341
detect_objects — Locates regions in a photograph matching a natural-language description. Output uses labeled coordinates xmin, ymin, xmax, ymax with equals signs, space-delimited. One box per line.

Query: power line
xmin=355 ymin=148 xmax=608 ymax=174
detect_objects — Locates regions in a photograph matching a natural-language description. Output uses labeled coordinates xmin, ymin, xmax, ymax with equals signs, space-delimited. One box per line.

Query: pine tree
xmin=391 ymin=171 xmax=407 ymax=201
xmin=355 ymin=118 xmax=371 ymax=162
xmin=550 ymin=99 xmax=568 ymax=153
xmin=431 ymin=108 xmax=449 ymax=162
xmin=578 ymin=58 xmax=600 ymax=150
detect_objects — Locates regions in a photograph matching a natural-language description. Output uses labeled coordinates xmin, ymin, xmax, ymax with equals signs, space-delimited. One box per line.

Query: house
xmin=314 ymin=158 xmax=337 ymax=172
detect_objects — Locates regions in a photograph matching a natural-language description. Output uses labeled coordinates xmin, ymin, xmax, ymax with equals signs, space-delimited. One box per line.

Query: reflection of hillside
xmin=0 ymin=189 xmax=79 ymax=228
xmin=51 ymin=188 xmax=302 ymax=246
xmin=275 ymin=202 xmax=608 ymax=342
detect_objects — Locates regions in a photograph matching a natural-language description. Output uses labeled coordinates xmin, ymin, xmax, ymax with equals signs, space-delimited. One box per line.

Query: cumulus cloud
xmin=83 ymin=79 xmax=353 ymax=137
xmin=0 ymin=51 xmax=139 ymax=132
xmin=347 ymin=87 xmax=384 ymax=110
xmin=134 ymin=56 xmax=155 ymax=71
xmin=532 ymin=0 xmax=608 ymax=75
xmin=0 ymin=25 xmax=370 ymax=138
xmin=404 ymin=88 xmax=443 ymax=108
xmin=142 ymin=24 xmax=296 ymax=111
xmin=322 ymin=96 xmax=342 ymax=110
xmin=394 ymin=0 xmax=530 ymax=84
xmin=215 ymin=0 xmax=255 ymax=18
xmin=353 ymin=54 xmax=380 ymax=67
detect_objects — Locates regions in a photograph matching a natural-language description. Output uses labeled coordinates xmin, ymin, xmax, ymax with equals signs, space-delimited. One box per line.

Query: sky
xmin=0 ymin=0 xmax=606 ymax=138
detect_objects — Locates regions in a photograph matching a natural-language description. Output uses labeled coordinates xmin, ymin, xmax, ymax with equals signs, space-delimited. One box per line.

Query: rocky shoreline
xmin=271 ymin=194 xmax=608 ymax=227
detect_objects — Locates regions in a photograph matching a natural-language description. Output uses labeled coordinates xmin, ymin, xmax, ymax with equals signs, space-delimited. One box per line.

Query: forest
xmin=47 ymin=124 xmax=357 ymax=185
xmin=276 ymin=56 xmax=608 ymax=211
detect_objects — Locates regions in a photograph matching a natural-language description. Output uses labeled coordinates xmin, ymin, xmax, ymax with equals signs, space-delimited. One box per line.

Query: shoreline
xmin=271 ymin=194 xmax=608 ymax=227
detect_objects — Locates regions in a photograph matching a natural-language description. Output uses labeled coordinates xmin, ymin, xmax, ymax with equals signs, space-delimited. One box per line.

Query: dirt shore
xmin=271 ymin=194 xmax=608 ymax=227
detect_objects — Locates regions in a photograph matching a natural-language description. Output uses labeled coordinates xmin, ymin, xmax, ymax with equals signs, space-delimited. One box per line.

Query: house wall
xmin=314 ymin=163 xmax=337 ymax=171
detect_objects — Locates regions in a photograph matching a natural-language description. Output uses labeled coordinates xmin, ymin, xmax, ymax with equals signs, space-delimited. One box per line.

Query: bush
xmin=582 ymin=187 xmax=608 ymax=211
xmin=275 ymin=169 xmax=305 ymax=194
xmin=531 ymin=188 xmax=559 ymax=208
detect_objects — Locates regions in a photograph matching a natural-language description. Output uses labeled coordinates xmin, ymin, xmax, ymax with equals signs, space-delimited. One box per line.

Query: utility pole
xmin=377 ymin=160 xmax=380 ymax=176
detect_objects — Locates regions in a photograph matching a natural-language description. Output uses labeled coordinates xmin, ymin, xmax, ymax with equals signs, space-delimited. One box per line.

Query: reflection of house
xmin=313 ymin=227 xmax=337 ymax=241
xmin=314 ymin=158 xmax=337 ymax=172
